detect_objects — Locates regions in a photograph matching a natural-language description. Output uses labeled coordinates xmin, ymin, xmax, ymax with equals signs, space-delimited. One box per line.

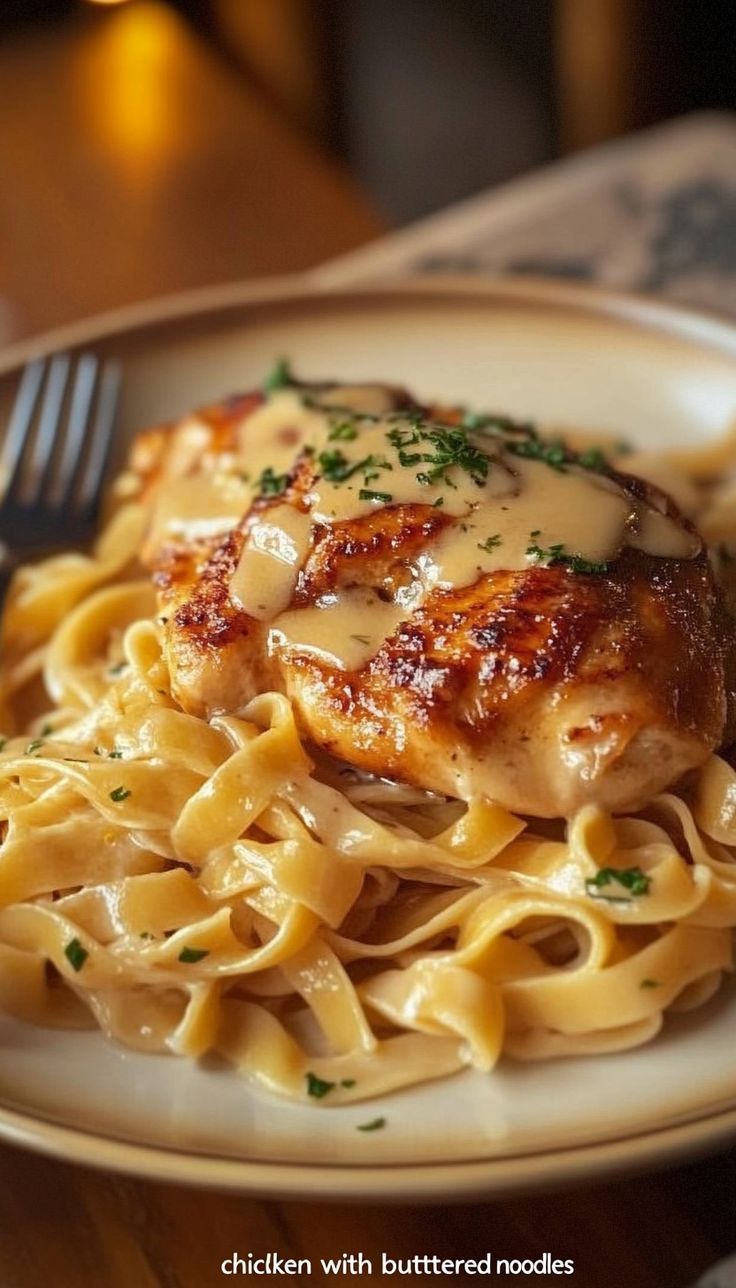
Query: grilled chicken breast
xmin=131 ymin=377 xmax=734 ymax=818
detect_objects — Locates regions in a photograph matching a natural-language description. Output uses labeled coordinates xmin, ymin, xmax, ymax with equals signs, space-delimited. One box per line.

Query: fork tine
xmin=75 ymin=360 xmax=121 ymax=521
xmin=48 ymin=353 xmax=98 ymax=510
xmin=0 ymin=358 xmax=45 ymax=502
xmin=23 ymin=353 xmax=71 ymax=506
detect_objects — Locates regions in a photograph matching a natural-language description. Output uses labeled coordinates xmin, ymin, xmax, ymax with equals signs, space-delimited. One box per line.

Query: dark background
xmin=5 ymin=0 xmax=736 ymax=222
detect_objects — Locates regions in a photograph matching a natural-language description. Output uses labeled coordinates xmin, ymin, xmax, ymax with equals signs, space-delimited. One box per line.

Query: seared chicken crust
xmin=133 ymin=380 xmax=734 ymax=817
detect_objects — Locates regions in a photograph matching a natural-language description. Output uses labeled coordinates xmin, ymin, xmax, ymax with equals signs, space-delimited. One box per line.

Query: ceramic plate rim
xmin=1 ymin=1096 xmax=736 ymax=1202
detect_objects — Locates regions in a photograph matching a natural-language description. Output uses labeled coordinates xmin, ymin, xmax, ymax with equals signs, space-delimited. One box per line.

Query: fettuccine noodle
xmin=0 ymin=430 xmax=734 ymax=1106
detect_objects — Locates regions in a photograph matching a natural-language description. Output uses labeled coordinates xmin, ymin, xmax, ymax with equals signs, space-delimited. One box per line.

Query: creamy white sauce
xmin=225 ymin=387 xmax=702 ymax=669
xmin=149 ymin=475 xmax=252 ymax=546
xmin=230 ymin=504 xmax=312 ymax=621
xmin=269 ymin=589 xmax=413 ymax=670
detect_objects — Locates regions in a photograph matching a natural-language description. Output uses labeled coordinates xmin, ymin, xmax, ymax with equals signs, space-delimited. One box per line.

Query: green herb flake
xmin=340 ymin=1078 xmax=357 ymax=1089
xmin=318 ymin=448 xmax=391 ymax=486
xmin=25 ymin=740 xmax=44 ymax=755
xmin=258 ymin=466 xmax=290 ymax=497
xmin=263 ymin=357 xmax=292 ymax=395
xmin=108 ymin=661 xmax=127 ymax=676
xmin=577 ymin=447 xmax=608 ymax=471
xmin=357 ymin=1116 xmax=386 ymax=1132
xmin=527 ymin=540 xmax=608 ymax=575
xmin=477 ymin=534 xmax=502 ymax=554
xmin=462 ymin=410 xmax=538 ymax=439
xmin=358 ymin=488 xmax=392 ymax=503
xmin=108 ymin=749 xmax=124 ymax=760
xmin=350 ymin=634 xmax=371 ymax=645
xmin=109 ymin=786 xmax=131 ymax=802
xmin=40 ymin=723 xmax=54 ymax=737
xmin=507 ymin=438 xmax=567 ymax=470
xmin=178 ymin=946 xmax=209 ymax=963
xmin=306 ymin=1071 xmax=335 ymax=1099
xmin=328 ymin=421 xmax=358 ymax=442
xmin=386 ymin=419 xmax=490 ymax=488
xmin=0 ymin=739 xmax=7 ymax=752
xmin=640 ymin=978 xmax=660 ymax=989
xmin=565 ymin=555 xmax=609 ymax=575
xmin=527 ymin=540 xmax=565 ymax=565
xmin=585 ymin=866 xmax=651 ymax=899
xmin=64 ymin=938 xmax=88 ymax=972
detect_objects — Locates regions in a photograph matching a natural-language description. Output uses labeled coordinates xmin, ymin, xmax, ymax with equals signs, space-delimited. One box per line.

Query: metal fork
xmin=0 ymin=352 xmax=121 ymax=598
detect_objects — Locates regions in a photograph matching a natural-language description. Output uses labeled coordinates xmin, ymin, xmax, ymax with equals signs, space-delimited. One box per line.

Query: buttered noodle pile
xmin=0 ymin=412 xmax=735 ymax=1106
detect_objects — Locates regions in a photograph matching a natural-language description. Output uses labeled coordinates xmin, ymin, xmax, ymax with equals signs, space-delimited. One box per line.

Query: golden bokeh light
xmin=71 ymin=2 xmax=182 ymax=184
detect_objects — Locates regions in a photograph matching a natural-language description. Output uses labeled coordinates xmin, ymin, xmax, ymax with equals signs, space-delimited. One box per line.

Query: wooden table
xmin=0 ymin=1138 xmax=734 ymax=1287
xmin=0 ymin=2 xmax=381 ymax=342
xmin=0 ymin=7 xmax=734 ymax=1287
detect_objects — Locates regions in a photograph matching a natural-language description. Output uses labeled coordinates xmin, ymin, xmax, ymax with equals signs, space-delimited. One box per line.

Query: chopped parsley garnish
xmin=178 ymin=946 xmax=209 ymax=963
xmin=432 ymin=496 xmax=444 ymax=507
xmin=478 ymin=534 xmax=502 ymax=554
xmin=577 ymin=447 xmax=608 ymax=471
xmin=319 ymin=448 xmax=370 ymax=482
xmin=340 ymin=1078 xmax=357 ymax=1089
xmin=0 ymin=739 xmax=6 ymax=752
xmin=527 ymin=541 xmax=565 ymax=564
xmin=462 ymin=410 xmax=537 ymax=439
xmin=328 ymin=421 xmax=358 ymax=442
xmin=640 ymin=978 xmax=660 ymax=989
xmin=108 ymin=661 xmax=127 ymax=676
xmin=387 ymin=421 xmax=489 ymax=487
xmin=565 ymin=555 xmax=610 ymax=575
xmin=109 ymin=786 xmax=131 ymax=802
xmin=527 ymin=540 xmax=608 ymax=575
xmin=263 ymin=357 xmax=292 ymax=395
xmin=40 ymin=723 xmax=53 ymax=737
xmin=318 ymin=448 xmax=392 ymax=486
xmin=25 ymin=740 xmax=43 ymax=755
xmin=108 ymin=749 xmax=124 ymax=759
xmin=502 ymin=433 xmax=609 ymax=475
xmin=507 ymin=438 xmax=567 ymax=470
xmin=359 ymin=488 xmax=392 ymax=503
xmin=306 ymin=1071 xmax=335 ymax=1099
xmin=585 ymin=866 xmax=651 ymax=899
xmin=350 ymin=634 xmax=371 ymax=645
xmin=357 ymin=1116 xmax=386 ymax=1132
xmin=258 ymin=466 xmax=290 ymax=496
xmin=64 ymin=938 xmax=88 ymax=972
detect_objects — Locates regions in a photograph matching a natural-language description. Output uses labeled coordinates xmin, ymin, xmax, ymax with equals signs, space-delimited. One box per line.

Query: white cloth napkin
xmin=312 ymin=112 xmax=736 ymax=319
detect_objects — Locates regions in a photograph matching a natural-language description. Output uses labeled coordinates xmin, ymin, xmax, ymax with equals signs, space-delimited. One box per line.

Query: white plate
xmin=2 ymin=276 xmax=736 ymax=1200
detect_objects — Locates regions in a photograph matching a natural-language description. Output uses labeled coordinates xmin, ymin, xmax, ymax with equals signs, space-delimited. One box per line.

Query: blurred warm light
xmin=71 ymin=3 xmax=181 ymax=183
xmin=83 ymin=1 xmax=133 ymax=7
